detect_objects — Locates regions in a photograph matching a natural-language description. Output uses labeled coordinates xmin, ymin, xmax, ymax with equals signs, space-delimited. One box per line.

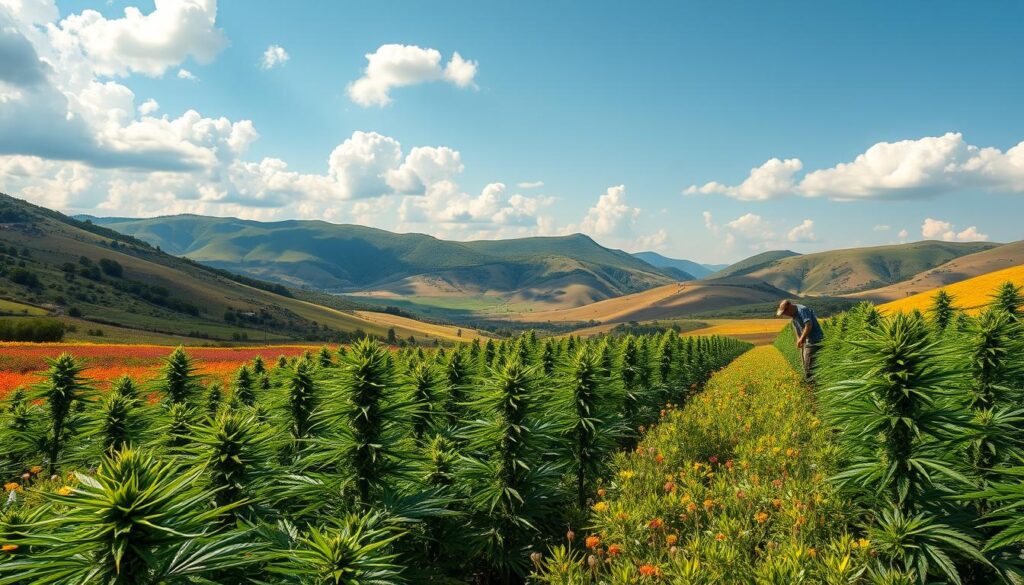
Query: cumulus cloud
xmin=579 ymin=185 xmax=640 ymax=237
xmin=684 ymin=132 xmax=1024 ymax=201
xmin=137 ymin=98 xmax=159 ymax=115
xmin=177 ymin=68 xmax=197 ymax=81
xmin=51 ymin=0 xmax=226 ymax=78
xmin=702 ymin=211 xmax=780 ymax=251
xmin=347 ymin=44 xmax=478 ymax=107
xmin=261 ymin=44 xmax=288 ymax=69
xmin=0 ymin=24 xmax=48 ymax=88
xmin=786 ymin=219 xmax=816 ymax=242
xmin=685 ymin=158 xmax=802 ymax=201
xmin=633 ymin=228 xmax=669 ymax=252
xmin=921 ymin=218 xmax=989 ymax=242
xmin=442 ymin=51 xmax=477 ymax=87
xmin=397 ymin=181 xmax=554 ymax=232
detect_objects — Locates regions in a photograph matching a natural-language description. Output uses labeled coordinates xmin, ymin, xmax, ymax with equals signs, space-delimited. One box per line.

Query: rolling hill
xmin=877 ymin=264 xmax=1024 ymax=316
xmin=0 ymin=194 xmax=486 ymax=344
xmin=711 ymin=250 xmax=801 ymax=279
xmin=709 ymin=241 xmax=998 ymax=295
xmin=510 ymin=280 xmax=791 ymax=325
xmin=88 ymin=214 xmax=676 ymax=309
xmin=631 ymin=251 xmax=708 ymax=279
xmin=847 ymin=240 xmax=1024 ymax=302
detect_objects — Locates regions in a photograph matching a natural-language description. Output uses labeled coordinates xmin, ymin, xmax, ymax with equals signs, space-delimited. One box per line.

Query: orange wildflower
xmin=755 ymin=512 xmax=769 ymax=524
xmin=702 ymin=498 xmax=714 ymax=510
xmin=3 ymin=483 xmax=20 ymax=493
xmin=715 ymin=532 xmax=726 ymax=541
xmin=648 ymin=518 xmax=664 ymax=529
xmin=808 ymin=547 xmax=817 ymax=558
xmin=585 ymin=535 xmax=601 ymax=549
xmin=666 ymin=534 xmax=678 ymax=546
xmin=1 ymin=544 xmax=17 ymax=553
xmin=57 ymin=486 xmax=73 ymax=496
xmin=638 ymin=564 xmax=661 ymax=576
xmin=607 ymin=544 xmax=622 ymax=556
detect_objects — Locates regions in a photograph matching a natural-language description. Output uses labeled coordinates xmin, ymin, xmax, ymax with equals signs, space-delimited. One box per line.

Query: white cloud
xmin=326 ymin=131 xmax=405 ymax=199
xmin=517 ymin=180 xmax=544 ymax=189
xmin=51 ymin=0 xmax=226 ymax=77
xmin=727 ymin=212 xmax=768 ymax=237
xmin=897 ymin=228 xmax=909 ymax=241
xmin=397 ymin=181 xmax=554 ymax=232
xmin=386 ymin=145 xmax=464 ymax=194
xmin=702 ymin=211 xmax=779 ymax=252
xmin=685 ymin=158 xmax=802 ymax=201
xmin=0 ymin=155 xmax=92 ymax=209
xmin=800 ymin=133 xmax=967 ymax=200
xmin=261 ymin=44 xmax=289 ymax=69
xmin=579 ymin=185 xmax=639 ymax=237
xmin=347 ymin=44 xmax=478 ymax=107
xmin=176 ymin=68 xmax=197 ymax=81
xmin=684 ymin=132 xmax=1024 ymax=201
xmin=442 ymin=51 xmax=477 ymax=88
xmin=137 ymin=98 xmax=159 ymax=115
xmin=786 ymin=219 xmax=816 ymax=242
xmin=633 ymin=228 xmax=669 ymax=252
xmin=921 ymin=217 xmax=989 ymax=242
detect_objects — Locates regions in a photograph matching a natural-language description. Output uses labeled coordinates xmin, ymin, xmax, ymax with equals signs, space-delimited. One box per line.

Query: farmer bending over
xmin=776 ymin=299 xmax=823 ymax=382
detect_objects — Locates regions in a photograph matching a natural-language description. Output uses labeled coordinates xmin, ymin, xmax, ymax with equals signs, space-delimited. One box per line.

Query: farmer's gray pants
xmin=802 ymin=343 xmax=819 ymax=382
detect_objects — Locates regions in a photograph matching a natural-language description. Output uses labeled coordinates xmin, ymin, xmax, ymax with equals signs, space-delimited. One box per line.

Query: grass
xmin=0 ymin=298 xmax=47 ymax=316
xmin=535 ymin=346 xmax=868 ymax=582
xmin=877 ymin=264 xmax=1024 ymax=315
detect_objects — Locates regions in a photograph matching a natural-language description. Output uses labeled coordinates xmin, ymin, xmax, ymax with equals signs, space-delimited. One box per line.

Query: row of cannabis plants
xmin=0 ymin=331 xmax=749 ymax=583
xmin=781 ymin=281 xmax=1024 ymax=584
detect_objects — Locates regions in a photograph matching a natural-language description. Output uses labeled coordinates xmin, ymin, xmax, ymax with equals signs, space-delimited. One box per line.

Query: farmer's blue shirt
xmin=791 ymin=304 xmax=824 ymax=345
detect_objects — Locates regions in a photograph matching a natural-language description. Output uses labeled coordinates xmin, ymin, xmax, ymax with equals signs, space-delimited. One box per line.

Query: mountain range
xmin=0 ymin=194 xmax=482 ymax=344
xmin=85 ymin=214 xmax=681 ymax=310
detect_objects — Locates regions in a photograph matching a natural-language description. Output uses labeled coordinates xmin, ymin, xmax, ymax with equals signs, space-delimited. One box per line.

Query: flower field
xmin=0 ymin=342 xmax=320 ymax=398
xmin=533 ymin=345 xmax=870 ymax=582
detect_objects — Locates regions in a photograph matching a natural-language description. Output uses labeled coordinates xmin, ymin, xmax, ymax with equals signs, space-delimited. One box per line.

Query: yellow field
xmin=351 ymin=310 xmax=491 ymax=342
xmin=878 ymin=264 xmax=1024 ymax=315
xmin=683 ymin=318 xmax=785 ymax=345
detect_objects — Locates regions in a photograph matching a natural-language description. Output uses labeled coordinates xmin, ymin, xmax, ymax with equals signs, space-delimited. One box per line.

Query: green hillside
xmin=711 ymin=249 xmax=801 ymax=279
xmin=631 ymin=251 xmax=702 ymax=279
xmin=88 ymin=215 xmax=675 ymax=303
xmin=711 ymin=241 xmax=998 ymax=295
xmin=0 ymin=194 xmax=477 ymax=344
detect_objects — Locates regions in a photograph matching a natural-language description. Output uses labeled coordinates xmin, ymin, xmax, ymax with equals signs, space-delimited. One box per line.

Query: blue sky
xmin=1 ymin=1 xmax=1023 ymax=262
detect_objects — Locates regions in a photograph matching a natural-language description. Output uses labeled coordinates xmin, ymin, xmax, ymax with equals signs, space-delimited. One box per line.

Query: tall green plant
xmin=188 ymin=410 xmax=278 ymax=519
xmin=36 ymin=353 xmax=91 ymax=474
xmin=990 ymin=281 xmax=1022 ymax=318
xmin=0 ymin=447 xmax=258 ymax=583
xmin=930 ymin=289 xmax=956 ymax=331
xmin=162 ymin=346 xmax=200 ymax=407
xmin=460 ymin=356 xmax=561 ymax=581
xmin=316 ymin=338 xmax=411 ymax=507
xmin=560 ymin=346 xmax=622 ymax=510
